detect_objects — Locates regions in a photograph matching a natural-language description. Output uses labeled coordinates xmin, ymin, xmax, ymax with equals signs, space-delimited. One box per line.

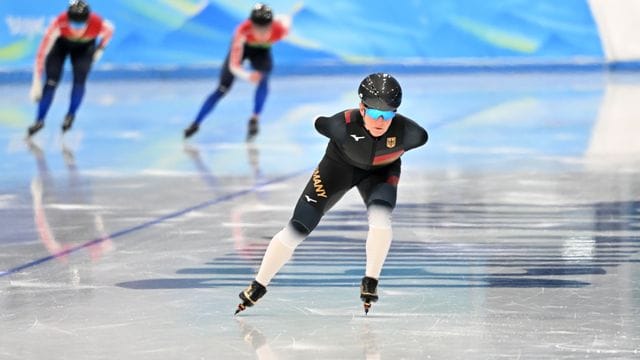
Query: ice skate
xmin=360 ymin=276 xmax=379 ymax=315
xmin=246 ymin=116 xmax=259 ymax=140
xmin=235 ymin=280 xmax=267 ymax=315
xmin=62 ymin=114 xmax=75 ymax=133
xmin=184 ymin=123 xmax=199 ymax=139
xmin=27 ymin=122 xmax=44 ymax=137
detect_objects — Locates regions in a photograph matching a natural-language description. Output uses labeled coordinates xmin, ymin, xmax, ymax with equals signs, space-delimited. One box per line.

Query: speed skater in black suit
xmin=235 ymin=73 xmax=429 ymax=315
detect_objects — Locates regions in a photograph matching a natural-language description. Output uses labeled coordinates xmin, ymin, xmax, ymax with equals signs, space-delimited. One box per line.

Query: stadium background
xmin=2 ymin=0 xmax=639 ymax=78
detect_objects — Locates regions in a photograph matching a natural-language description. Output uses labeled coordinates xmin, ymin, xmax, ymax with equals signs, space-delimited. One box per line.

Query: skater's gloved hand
xmin=30 ymin=76 xmax=42 ymax=102
xmin=92 ymin=47 xmax=104 ymax=63
xmin=249 ymin=71 xmax=263 ymax=84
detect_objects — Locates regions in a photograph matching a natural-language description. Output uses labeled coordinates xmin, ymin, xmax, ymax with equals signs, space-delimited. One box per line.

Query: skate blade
xmin=234 ymin=303 xmax=246 ymax=315
xmin=363 ymin=302 xmax=371 ymax=315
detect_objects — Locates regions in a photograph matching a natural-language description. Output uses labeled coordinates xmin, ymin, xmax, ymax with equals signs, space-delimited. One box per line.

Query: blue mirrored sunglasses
xmin=365 ymin=107 xmax=396 ymax=121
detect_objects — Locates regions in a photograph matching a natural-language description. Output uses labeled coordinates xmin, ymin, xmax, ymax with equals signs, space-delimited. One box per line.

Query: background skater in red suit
xmin=27 ymin=0 xmax=114 ymax=137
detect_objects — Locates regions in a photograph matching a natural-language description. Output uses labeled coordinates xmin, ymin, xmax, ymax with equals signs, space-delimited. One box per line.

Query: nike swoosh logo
xmin=350 ymin=134 xmax=365 ymax=142
xmin=305 ymin=195 xmax=317 ymax=203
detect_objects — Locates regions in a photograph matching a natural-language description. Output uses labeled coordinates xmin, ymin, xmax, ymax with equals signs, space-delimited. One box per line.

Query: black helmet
xmin=68 ymin=0 xmax=90 ymax=22
xmin=358 ymin=73 xmax=402 ymax=111
xmin=250 ymin=3 xmax=273 ymax=26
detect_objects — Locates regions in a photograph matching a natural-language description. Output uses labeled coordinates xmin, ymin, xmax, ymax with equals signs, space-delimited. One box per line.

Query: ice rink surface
xmin=1 ymin=71 xmax=639 ymax=359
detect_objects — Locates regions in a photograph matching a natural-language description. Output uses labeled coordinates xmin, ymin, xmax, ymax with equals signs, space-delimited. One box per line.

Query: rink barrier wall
xmin=3 ymin=60 xmax=635 ymax=83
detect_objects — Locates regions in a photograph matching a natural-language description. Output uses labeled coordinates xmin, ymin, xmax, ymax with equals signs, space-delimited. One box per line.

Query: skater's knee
xmin=72 ymin=74 xmax=89 ymax=85
xmin=71 ymin=81 xmax=86 ymax=91
xmin=217 ymin=83 xmax=232 ymax=94
xmin=290 ymin=199 xmax=323 ymax=235
xmin=367 ymin=184 xmax=397 ymax=209
xmin=257 ymin=74 xmax=269 ymax=86
xmin=274 ymin=224 xmax=306 ymax=249
xmin=289 ymin=213 xmax=320 ymax=236
xmin=367 ymin=202 xmax=392 ymax=230
xmin=289 ymin=219 xmax=311 ymax=237
xmin=45 ymin=78 xmax=59 ymax=88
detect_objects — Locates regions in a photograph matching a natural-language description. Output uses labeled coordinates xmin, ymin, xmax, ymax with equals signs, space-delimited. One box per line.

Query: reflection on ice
xmin=587 ymin=74 xmax=640 ymax=158
xmin=27 ymin=140 xmax=114 ymax=267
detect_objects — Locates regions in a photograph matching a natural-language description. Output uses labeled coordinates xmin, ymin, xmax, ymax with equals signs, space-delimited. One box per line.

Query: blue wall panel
xmin=0 ymin=0 xmax=603 ymax=72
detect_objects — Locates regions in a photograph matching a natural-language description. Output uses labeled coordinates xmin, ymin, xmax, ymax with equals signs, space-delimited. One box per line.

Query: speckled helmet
xmin=68 ymin=0 xmax=90 ymax=22
xmin=250 ymin=3 xmax=273 ymax=26
xmin=358 ymin=73 xmax=402 ymax=111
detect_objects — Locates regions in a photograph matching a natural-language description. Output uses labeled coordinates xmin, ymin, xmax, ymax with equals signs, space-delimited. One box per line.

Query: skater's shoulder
xmin=314 ymin=110 xmax=355 ymax=138
xmin=318 ymin=109 xmax=360 ymax=123
xmin=315 ymin=109 xmax=357 ymax=128
xmin=395 ymin=114 xmax=428 ymax=149
xmin=235 ymin=20 xmax=253 ymax=34
xmin=88 ymin=12 xmax=104 ymax=23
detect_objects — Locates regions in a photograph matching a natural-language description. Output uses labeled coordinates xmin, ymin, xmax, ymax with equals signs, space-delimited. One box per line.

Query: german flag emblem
xmin=386 ymin=137 xmax=396 ymax=148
